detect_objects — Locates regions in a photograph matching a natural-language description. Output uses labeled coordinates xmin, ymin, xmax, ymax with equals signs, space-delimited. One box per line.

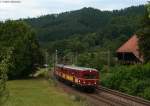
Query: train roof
xmin=56 ymin=64 xmax=98 ymax=71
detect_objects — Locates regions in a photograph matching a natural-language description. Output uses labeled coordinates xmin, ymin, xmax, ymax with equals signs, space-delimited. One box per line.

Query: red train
xmin=54 ymin=64 xmax=99 ymax=91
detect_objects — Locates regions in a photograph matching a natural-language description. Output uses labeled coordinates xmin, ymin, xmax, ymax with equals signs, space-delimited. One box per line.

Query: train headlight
xmin=95 ymin=82 xmax=96 ymax=84
xmin=78 ymin=80 xmax=80 ymax=83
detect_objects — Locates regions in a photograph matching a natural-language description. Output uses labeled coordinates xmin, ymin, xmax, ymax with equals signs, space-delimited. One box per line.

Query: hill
xmin=25 ymin=5 xmax=145 ymax=43
xmin=24 ymin=5 xmax=145 ymax=68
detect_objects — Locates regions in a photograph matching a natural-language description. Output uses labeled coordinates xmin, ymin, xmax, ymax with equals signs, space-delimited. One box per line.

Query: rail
xmin=98 ymin=86 xmax=150 ymax=106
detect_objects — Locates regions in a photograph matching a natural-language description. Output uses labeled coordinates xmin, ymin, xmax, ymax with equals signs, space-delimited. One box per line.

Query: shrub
xmin=0 ymin=21 xmax=44 ymax=79
xmin=0 ymin=59 xmax=9 ymax=105
xmin=140 ymin=87 xmax=150 ymax=100
xmin=101 ymin=63 xmax=150 ymax=100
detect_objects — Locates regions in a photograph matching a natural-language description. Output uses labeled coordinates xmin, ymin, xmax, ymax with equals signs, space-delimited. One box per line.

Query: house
xmin=116 ymin=35 xmax=144 ymax=64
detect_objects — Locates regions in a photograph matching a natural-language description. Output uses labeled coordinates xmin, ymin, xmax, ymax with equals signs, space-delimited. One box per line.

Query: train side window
xmin=83 ymin=74 xmax=96 ymax=79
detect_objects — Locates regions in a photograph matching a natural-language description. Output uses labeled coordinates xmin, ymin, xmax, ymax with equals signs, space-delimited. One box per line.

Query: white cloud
xmin=0 ymin=0 xmax=148 ymax=21
xmin=0 ymin=0 xmax=49 ymax=20
xmin=52 ymin=0 xmax=83 ymax=4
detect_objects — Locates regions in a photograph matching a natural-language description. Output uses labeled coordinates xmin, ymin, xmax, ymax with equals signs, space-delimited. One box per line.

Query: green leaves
xmin=0 ymin=49 xmax=12 ymax=105
xmin=137 ymin=4 xmax=150 ymax=63
xmin=0 ymin=21 xmax=43 ymax=104
xmin=147 ymin=2 xmax=150 ymax=18
xmin=24 ymin=5 xmax=145 ymax=47
xmin=0 ymin=20 xmax=43 ymax=79
xmin=101 ymin=64 xmax=150 ymax=100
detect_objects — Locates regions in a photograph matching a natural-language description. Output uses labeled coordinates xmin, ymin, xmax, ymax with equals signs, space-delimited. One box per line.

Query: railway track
xmin=87 ymin=93 xmax=127 ymax=106
xmin=50 ymin=71 xmax=150 ymax=106
xmin=97 ymin=86 xmax=150 ymax=106
xmin=55 ymin=80 xmax=150 ymax=106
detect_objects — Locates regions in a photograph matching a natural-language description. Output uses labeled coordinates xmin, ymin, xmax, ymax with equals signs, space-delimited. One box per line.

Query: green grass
xmin=4 ymin=79 xmax=86 ymax=106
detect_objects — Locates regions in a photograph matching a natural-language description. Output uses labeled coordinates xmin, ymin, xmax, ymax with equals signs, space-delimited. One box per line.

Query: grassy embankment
xmin=4 ymin=74 xmax=87 ymax=106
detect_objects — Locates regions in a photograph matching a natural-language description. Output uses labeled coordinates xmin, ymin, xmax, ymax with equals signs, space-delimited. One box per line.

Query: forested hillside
xmin=24 ymin=5 xmax=146 ymax=69
xmin=25 ymin=5 xmax=144 ymax=43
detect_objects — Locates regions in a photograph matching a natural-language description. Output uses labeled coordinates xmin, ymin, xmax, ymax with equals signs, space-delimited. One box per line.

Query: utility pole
xmin=75 ymin=51 xmax=78 ymax=65
xmin=96 ymin=50 xmax=111 ymax=72
xmin=107 ymin=50 xmax=110 ymax=71
xmin=53 ymin=49 xmax=58 ymax=76
xmin=45 ymin=51 xmax=48 ymax=72
xmin=55 ymin=50 xmax=58 ymax=66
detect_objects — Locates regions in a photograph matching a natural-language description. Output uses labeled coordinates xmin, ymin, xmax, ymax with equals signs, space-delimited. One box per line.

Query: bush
xmin=141 ymin=87 xmax=150 ymax=100
xmin=0 ymin=21 xmax=44 ymax=79
xmin=0 ymin=59 xmax=9 ymax=105
xmin=101 ymin=63 xmax=150 ymax=100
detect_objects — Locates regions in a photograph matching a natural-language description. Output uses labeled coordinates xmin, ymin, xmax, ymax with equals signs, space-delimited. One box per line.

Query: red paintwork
xmin=54 ymin=64 xmax=99 ymax=88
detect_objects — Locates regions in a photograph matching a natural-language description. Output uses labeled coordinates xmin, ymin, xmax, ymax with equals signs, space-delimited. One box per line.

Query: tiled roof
xmin=117 ymin=34 xmax=143 ymax=62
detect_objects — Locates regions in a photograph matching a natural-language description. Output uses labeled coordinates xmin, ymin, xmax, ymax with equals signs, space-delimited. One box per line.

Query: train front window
xmin=83 ymin=74 xmax=96 ymax=79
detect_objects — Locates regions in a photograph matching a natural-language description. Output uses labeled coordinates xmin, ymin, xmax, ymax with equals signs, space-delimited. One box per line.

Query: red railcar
xmin=54 ymin=64 xmax=99 ymax=91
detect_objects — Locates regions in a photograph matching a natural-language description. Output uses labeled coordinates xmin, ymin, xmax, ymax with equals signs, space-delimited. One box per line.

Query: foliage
xmin=101 ymin=64 xmax=150 ymax=100
xmin=0 ymin=50 xmax=11 ymax=105
xmin=23 ymin=6 xmax=145 ymax=67
xmin=77 ymin=51 xmax=116 ymax=70
xmin=137 ymin=3 xmax=150 ymax=63
xmin=0 ymin=61 xmax=8 ymax=105
xmin=147 ymin=2 xmax=150 ymax=18
xmin=25 ymin=6 xmax=144 ymax=53
xmin=25 ymin=6 xmax=144 ymax=44
xmin=0 ymin=20 xmax=44 ymax=79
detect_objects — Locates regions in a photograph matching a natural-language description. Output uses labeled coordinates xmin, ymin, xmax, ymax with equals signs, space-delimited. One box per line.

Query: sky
xmin=0 ymin=0 xmax=149 ymax=21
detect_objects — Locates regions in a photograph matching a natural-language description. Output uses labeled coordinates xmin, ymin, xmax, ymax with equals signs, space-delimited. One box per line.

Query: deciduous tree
xmin=137 ymin=3 xmax=150 ymax=62
xmin=0 ymin=21 xmax=43 ymax=79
